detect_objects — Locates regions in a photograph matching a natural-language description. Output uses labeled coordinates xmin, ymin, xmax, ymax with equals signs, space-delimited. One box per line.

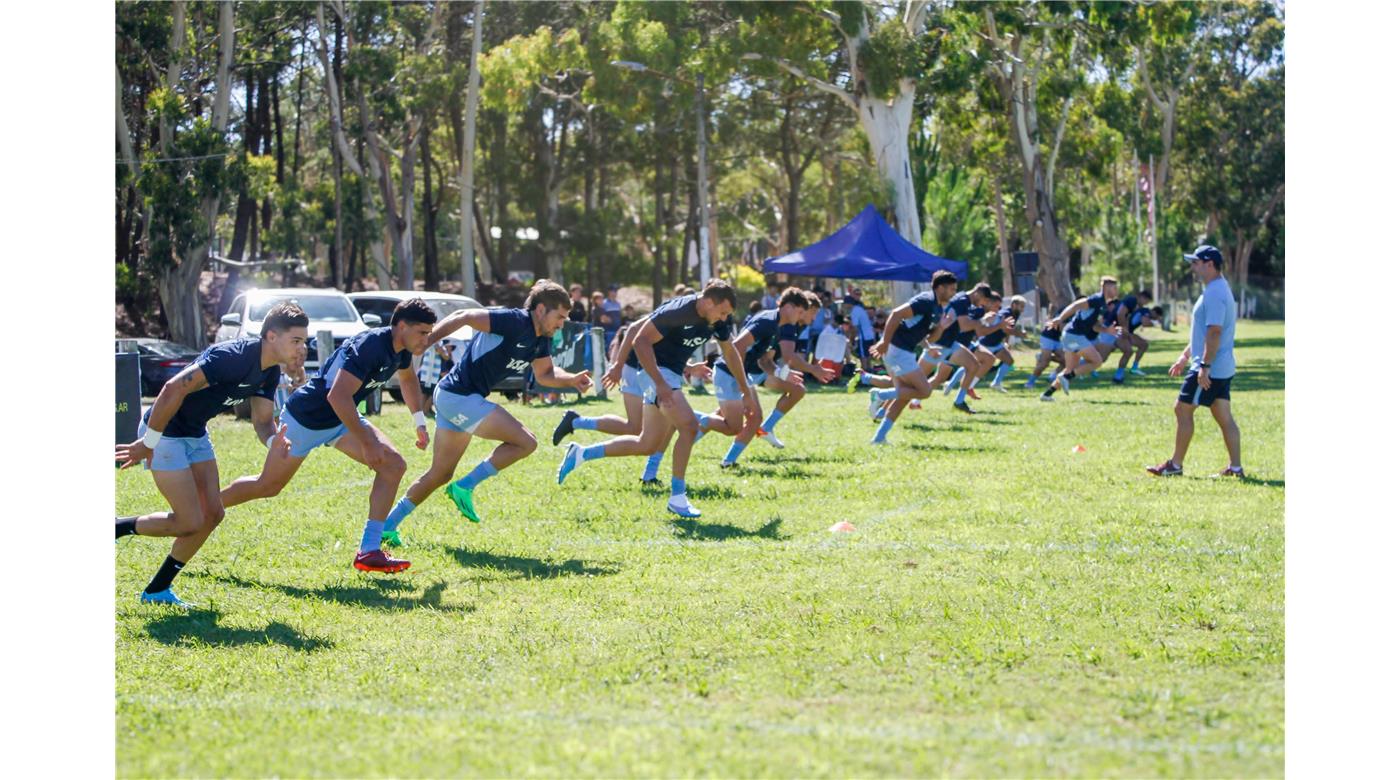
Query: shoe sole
xmin=354 ymin=561 xmax=411 ymax=573
xmin=552 ymin=414 xmax=576 ymax=446
xmin=667 ymin=505 xmax=701 ymax=518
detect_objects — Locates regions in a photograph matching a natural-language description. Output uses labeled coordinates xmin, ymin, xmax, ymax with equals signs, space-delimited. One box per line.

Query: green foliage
xmin=727 ymin=263 xmax=766 ymax=296
xmin=920 ymin=139 xmax=998 ymax=284
xmin=859 ymin=17 xmax=919 ymax=101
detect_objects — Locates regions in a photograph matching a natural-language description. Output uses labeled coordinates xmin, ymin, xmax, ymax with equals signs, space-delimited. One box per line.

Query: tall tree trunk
xmin=652 ymin=129 xmax=665 ymax=306
xmin=421 ymin=119 xmax=440 ymax=290
xmin=459 ymin=0 xmax=485 ymax=294
xmin=992 ymin=177 xmax=1014 ymax=296
xmin=666 ymin=149 xmax=679 ymax=289
xmin=855 ymin=88 xmax=920 ymax=300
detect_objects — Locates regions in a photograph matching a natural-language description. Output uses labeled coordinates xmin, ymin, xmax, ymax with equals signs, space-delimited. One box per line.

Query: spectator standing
xmin=599 ymin=284 xmax=623 ymax=347
xmin=568 ymin=283 xmax=589 ymax=323
xmin=761 ymin=282 xmax=780 ymax=310
xmin=845 ymin=289 xmax=876 ymax=372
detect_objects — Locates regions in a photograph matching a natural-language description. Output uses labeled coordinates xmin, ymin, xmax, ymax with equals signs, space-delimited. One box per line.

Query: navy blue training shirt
xmin=934 ymin=292 xmax=972 ymax=348
xmin=890 ymin=291 xmax=945 ymax=353
xmin=979 ymin=306 xmax=1017 ymax=349
xmin=1128 ymin=307 xmax=1151 ymax=333
xmin=149 ymin=337 xmax=280 ymax=439
xmin=439 ymin=308 xmax=551 ymax=399
xmin=716 ymin=309 xmax=778 ymax=377
xmin=1042 ymin=322 xmax=1063 ymax=341
xmin=285 ymin=328 xmax=411 ymax=430
xmin=1066 ymin=292 xmax=1108 ymax=337
xmin=639 ymin=294 xmax=734 ymax=375
xmin=957 ymin=302 xmax=986 ymax=346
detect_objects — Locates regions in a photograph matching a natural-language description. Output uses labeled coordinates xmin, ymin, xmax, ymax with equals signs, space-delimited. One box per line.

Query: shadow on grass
xmin=1241 ymin=476 xmax=1285 ymax=488
xmin=1074 ymin=399 xmax=1154 ymax=406
xmin=725 ymin=463 xmax=816 ymax=479
xmin=907 ymin=442 xmax=1003 ymax=453
xmin=638 ymin=483 xmax=742 ymax=500
xmin=144 ymin=611 xmax=333 ymax=652
xmin=198 ymin=573 xmax=473 ymax=613
xmin=904 ymin=418 xmax=1015 ymax=433
xmin=1235 ymin=336 xmax=1285 ymax=350
xmin=446 ymin=547 xmax=620 ymax=579
xmin=669 ymin=517 xmax=787 ymax=542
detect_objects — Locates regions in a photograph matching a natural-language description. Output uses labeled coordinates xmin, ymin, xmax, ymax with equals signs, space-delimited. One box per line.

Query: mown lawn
xmin=116 ymin=320 xmax=1284 ymax=778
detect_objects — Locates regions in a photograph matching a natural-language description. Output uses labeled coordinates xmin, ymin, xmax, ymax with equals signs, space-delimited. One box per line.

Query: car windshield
xmin=426 ymin=299 xmax=470 ymax=320
xmin=140 ymin=340 xmax=195 ymax=357
xmin=250 ymin=294 xmax=358 ymax=322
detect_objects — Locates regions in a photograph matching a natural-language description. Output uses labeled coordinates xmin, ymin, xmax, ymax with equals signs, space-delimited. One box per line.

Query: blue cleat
xmin=557 ymin=442 xmax=584 ymax=485
xmin=140 ymin=588 xmax=195 ymax=609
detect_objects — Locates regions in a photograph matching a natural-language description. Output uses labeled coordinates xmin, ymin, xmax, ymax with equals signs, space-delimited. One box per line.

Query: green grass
xmin=116 ymin=320 xmax=1284 ymax=778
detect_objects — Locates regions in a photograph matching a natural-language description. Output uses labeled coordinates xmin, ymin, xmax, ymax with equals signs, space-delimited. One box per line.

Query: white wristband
xmin=142 ymin=428 xmax=163 ymax=449
xmin=413 ymin=411 xmax=428 ymax=428
xmin=265 ymin=434 xmax=276 ymax=449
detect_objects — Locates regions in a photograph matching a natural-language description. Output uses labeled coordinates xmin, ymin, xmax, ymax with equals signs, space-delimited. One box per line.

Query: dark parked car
xmin=117 ymin=338 xmax=201 ymax=397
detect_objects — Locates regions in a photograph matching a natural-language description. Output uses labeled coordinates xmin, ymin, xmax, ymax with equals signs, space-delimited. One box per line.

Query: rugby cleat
xmin=1131 ymin=367 xmax=1147 ymax=376
xmin=991 ymin=382 xmax=1008 ymax=393
xmin=868 ymin=389 xmax=883 ymax=420
xmin=846 ymin=372 xmax=862 ymax=394
xmin=666 ymin=495 xmax=702 ymax=518
xmin=353 ymin=549 xmax=411 ymax=573
xmin=953 ymin=401 xmax=976 ymax=415
xmin=758 ymin=429 xmax=785 ymax=449
xmin=443 ymin=482 xmax=482 ymax=523
xmin=1211 ymin=466 xmax=1246 ymax=479
xmin=140 ymin=588 xmax=195 ymax=609
xmin=718 ymin=460 xmax=737 ymax=470
xmin=909 ymin=399 xmax=922 ymax=410
xmin=1146 ymin=460 xmax=1183 ymax=477
xmin=552 ymin=410 xmax=580 ymax=446
xmin=640 ymin=477 xmax=662 ymax=485
xmin=382 ymin=529 xmax=404 ymax=548
xmin=941 ymin=379 xmax=956 ymax=396
xmin=1039 ymin=393 xmax=1055 ymax=403
xmin=557 ymin=442 xmax=584 ymax=485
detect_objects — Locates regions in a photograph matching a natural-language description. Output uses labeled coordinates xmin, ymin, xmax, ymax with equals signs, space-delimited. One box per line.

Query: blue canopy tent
xmin=761 ymin=204 xmax=968 ymax=282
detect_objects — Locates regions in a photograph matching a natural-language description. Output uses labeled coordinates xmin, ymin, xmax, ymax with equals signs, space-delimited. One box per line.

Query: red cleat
xmin=1212 ymin=466 xmax=1246 ymax=479
xmin=967 ymin=387 xmax=982 ymax=401
xmin=354 ymin=549 xmax=411 ymax=573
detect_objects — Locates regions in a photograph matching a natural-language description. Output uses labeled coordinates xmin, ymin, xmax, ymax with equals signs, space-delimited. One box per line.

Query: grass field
xmin=115 ymin=320 xmax=1284 ymax=778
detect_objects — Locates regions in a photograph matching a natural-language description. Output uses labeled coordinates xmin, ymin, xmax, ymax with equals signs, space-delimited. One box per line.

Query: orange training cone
xmin=829 ymin=521 xmax=856 ymax=533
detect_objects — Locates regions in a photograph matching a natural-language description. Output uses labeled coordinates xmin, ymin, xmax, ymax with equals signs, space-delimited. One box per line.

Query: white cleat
xmin=1130 ymin=367 xmax=1147 ymax=376
xmin=759 ymin=429 xmax=785 ymax=449
xmin=991 ymin=382 xmax=1008 ymax=393
xmin=1039 ymin=394 xmax=1055 ymax=403
xmin=942 ymin=379 xmax=956 ymax=396
xmin=667 ymin=495 xmax=702 ymax=518
xmin=868 ymin=389 xmax=882 ymax=420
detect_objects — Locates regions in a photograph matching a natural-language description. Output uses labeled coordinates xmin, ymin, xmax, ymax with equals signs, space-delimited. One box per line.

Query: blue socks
xmin=582 ymin=443 xmax=606 ymax=461
xmin=360 ymin=519 xmax=385 ymax=553
xmin=574 ymin=416 xmax=599 ymax=430
xmin=955 ymin=386 xmax=968 ymax=404
xmin=950 ymin=366 xmax=966 ymax=386
xmin=761 ymin=409 xmax=785 ymax=432
xmin=642 ymin=451 xmax=664 ymax=481
xmin=694 ymin=411 xmax=711 ymax=431
xmin=875 ymin=387 xmax=900 ymax=402
xmin=383 ymin=497 xmax=417 ymax=534
xmin=724 ymin=440 xmax=748 ymax=464
xmin=872 ymin=416 xmax=895 ymax=443
xmin=859 ymin=373 xmax=874 ymax=386
xmin=1114 ymin=367 xmax=1125 ymax=381
xmin=455 ymin=459 xmax=499 ymax=490
xmin=671 ymin=477 xmax=686 ymax=497
xmin=994 ymin=363 xmax=1011 ymax=384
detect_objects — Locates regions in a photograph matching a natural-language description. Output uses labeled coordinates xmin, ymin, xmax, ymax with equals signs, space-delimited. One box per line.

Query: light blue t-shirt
xmin=1190 ymin=276 xmax=1236 ymax=378
xmin=849 ymin=304 xmax=876 ymax=340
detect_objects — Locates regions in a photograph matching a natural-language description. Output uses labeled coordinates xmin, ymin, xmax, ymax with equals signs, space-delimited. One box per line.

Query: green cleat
xmin=443 ymin=482 xmax=482 ymax=523
xmin=846 ymin=371 xmax=861 ymax=394
xmin=382 ymin=529 xmax=403 ymax=548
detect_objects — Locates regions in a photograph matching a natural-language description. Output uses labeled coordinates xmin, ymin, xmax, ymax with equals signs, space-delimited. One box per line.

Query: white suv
xmin=217 ymin=288 xmax=374 ymax=372
xmin=347 ymin=291 xmax=482 ymax=400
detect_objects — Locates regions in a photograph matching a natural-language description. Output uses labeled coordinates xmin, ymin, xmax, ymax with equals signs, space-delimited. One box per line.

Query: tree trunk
xmin=421 ymin=119 xmax=440 ymax=291
xmin=1025 ymin=161 xmax=1075 ymax=313
xmin=991 ymin=177 xmax=1014 ymax=294
xmin=666 ymin=149 xmax=679 ymax=289
xmin=856 ymin=87 xmax=921 ymax=300
xmin=459 ymin=0 xmax=485 ymax=294
xmin=398 ymin=127 xmax=417 ymax=290
xmin=652 ymin=129 xmax=665 ymax=307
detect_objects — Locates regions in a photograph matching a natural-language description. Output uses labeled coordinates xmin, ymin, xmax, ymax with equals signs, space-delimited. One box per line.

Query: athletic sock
xmin=875 ymin=405 xmax=887 ymax=420
xmin=574 ymin=416 xmax=599 ymax=430
xmin=1043 ymin=385 xmax=1058 ymax=397
xmin=144 ymin=555 xmax=186 ymax=594
xmin=724 ymin=440 xmax=748 ymax=464
xmin=761 ymin=409 xmax=785 ymax=432
xmin=859 ymin=373 xmax=874 ymax=386
xmin=642 ymin=451 xmax=664 ymax=481
xmin=582 ymin=443 xmax=607 ymax=461
xmin=875 ymin=387 xmax=900 ymax=401
xmin=994 ymin=363 xmax=1011 ymax=384
xmin=949 ymin=367 xmax=966 ymax=386
xmin=360 ymin=519 xmax=386 ymax=553
xmin=383 ymin=497 xmax=417 ymax=534
xmin=116 ymin=517 xmax=138 ymax=539
xmin=1113 ymin=367 xmax=1125 ymax=381
xmin=872 ymin=416 xmax=895 ymax=443
xmin=670 ymin=477 xmax=686 ymax=497
xmin=969 ymin=377 xmax=981 ymax=389
xmin=955 ymin=386 xmax=968 ymax=404
xmin=1131 ymin=357 xmax=1142 ymax=369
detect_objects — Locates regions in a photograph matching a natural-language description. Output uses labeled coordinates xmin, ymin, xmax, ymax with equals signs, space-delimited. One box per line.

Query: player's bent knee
xmin=518 ymin=431 xmax=539 ymax=456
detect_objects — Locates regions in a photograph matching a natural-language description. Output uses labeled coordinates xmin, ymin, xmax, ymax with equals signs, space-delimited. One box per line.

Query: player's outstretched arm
xmin=1050 ymin=298 xmax=1087 ymax=328
xmin=426 ymin=308 xmax=492 ymax=344
xmin=115 ymin=364 xmax=208 ymax=468
xmin=532 ymin=355 xmax=593 ymax=393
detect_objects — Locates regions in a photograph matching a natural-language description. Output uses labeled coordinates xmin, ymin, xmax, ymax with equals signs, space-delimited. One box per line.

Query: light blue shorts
xmin=941 ymin=343 xmax=972 ymax=366
xmin=641 ymin=366 xmax=685 ymax=405
xmin=1096 ymin=331 xmax=1119 ymax=346
xmin=434 ymin=387 xmax=498 ymax=433
xmin=137 ymin=421 xmax=215 ymax=472
xmin=1040 ymin=337 xmax=1062 ymax=352
xmin=983 ymin=342 xmax=1009 ymax=355
xmin=283 ymin=409 xmax=371 ymax=458
xmin=1061 ymin=332 xmax=1095 ymax=354
xmin=619 ymin=364 xmax=647 ymax=398
xmin=884 ymin=345 xmax=921 ymax=377
xmin=714 ymin=367 xmax=764 ymax=401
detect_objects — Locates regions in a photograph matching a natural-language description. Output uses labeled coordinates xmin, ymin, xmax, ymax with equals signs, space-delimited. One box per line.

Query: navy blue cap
xmin=1184 ymin=245 xmax=1224 ymax=266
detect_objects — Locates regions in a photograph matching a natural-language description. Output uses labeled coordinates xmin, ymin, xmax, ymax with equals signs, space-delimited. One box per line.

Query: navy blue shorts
xmin=1178 ymin=371 xmax=1233 ymax=406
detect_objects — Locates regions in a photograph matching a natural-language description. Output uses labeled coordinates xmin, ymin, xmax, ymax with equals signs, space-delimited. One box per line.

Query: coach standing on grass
xmin=1148 ymin=245 xmax=1245 ymax=478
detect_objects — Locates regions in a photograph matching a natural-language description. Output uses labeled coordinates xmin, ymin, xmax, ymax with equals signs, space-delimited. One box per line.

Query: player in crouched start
xmin=115 ymin=303 xmax=309 ymax=607
xmin=378 ymin=280 xmax=591 ymax=544
xmin=217 ymin=298 xmax=438 ymax=574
